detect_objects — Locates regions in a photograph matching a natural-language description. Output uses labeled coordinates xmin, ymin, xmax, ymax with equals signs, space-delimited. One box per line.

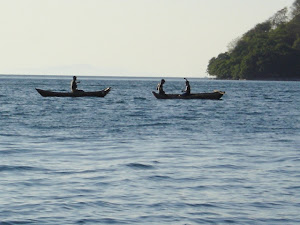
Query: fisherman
xmin=71 ymin=76 xmax=82 ymax=92
xmin=181 ymin=78 xmax=191 ymax=96
xmin=157 ymin=79 xmax=166 ymax=95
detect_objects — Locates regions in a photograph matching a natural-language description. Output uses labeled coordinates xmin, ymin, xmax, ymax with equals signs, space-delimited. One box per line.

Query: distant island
xmin=207 ymin=0 xmax=300 ymax=80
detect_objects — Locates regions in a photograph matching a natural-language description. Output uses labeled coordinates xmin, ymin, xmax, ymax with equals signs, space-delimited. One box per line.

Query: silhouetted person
xmin=181 ymin=78 xmax=191 ymax=96
xmin=71 ymin=76 xmax=83 ymax=92
xmin=157 ymin=79 xmax=166 ymax=95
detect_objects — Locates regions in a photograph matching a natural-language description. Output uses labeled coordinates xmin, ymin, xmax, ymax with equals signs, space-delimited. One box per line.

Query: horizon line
xmin=0 ymin=73 xmax=214 ymax=79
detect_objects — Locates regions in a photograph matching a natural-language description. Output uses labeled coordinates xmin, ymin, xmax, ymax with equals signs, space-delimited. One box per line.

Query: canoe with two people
xmin=152 ymin=78 xmax=225 ymax=100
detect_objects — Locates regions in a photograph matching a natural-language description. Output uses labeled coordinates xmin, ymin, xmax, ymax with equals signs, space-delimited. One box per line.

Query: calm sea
xmin=0 ymin=75 xmax=299 ymax=225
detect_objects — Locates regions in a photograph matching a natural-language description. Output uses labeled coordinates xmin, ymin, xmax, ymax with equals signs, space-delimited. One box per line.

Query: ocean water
xmin=0 ymin=75 xmax=299 ymax=225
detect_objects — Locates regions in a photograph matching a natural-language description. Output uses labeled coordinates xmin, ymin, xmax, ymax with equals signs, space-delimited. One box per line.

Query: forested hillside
xmin=207 ymin=0 xmax=300 ymax=80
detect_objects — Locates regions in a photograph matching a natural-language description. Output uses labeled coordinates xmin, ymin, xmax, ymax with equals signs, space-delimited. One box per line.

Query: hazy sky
xmin=0 ymin=0 xmax=295 ymax=77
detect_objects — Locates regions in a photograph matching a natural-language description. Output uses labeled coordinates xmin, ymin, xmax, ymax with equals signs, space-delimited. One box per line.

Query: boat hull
xmin=36 ymin=87 xmax=111 ymax=97
xmin=152 ymin=90 xmax=224 ymax=99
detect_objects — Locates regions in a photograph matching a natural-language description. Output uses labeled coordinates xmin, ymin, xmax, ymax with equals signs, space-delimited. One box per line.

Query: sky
xmin=0 ymin=0 xmax=295 ymax=77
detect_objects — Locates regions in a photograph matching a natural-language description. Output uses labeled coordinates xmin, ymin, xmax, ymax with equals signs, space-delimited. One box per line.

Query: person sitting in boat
xmin=71 ymin=76 xmax=83 ymax=92
xmin=181 ymin=78 xmax=191 ymax=96
xmin=157 ymin=79 xmax=166 ymax=95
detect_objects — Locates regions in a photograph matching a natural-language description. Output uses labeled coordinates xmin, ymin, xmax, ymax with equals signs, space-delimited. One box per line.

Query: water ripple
xmin=126 ymin=163 xmax=155 ymax=170
xmin=0 ymin=165 xmax=46 ymax=172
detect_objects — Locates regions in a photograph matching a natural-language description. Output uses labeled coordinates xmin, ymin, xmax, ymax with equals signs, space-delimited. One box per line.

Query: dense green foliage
xmin=207 ymin=0 xmax=300 ymax=80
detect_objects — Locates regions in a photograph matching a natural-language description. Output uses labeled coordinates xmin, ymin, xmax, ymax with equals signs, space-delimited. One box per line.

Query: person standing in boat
xmin=181 ymin=78 xmax=191 ymax=96
xmin=157 ymin=79 xmax=166 ymax=95
xmin=71 ymin=76 xmax=82 ymax=92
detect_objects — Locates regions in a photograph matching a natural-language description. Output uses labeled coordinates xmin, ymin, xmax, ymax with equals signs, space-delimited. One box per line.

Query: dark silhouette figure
xmin=157 ymin=79 xmax=166 ymax=95
xmin=181 ymin=78 xmax=191 ymax=96
xmin=71 ymin=76 xmax=83 ymax=92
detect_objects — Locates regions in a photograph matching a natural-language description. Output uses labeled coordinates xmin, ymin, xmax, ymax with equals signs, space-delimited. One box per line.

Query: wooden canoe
xmin=152 ymin=90 xmax=225 ymax=99
xmin=36 ymin=87 xmax=111 ymax=97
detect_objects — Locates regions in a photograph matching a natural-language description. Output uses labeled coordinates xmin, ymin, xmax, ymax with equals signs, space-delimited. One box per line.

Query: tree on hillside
xmin=269 ymin=7 xmax=288 ymax=28
xmin=291 ymin=0 xmax=300 ymax=17
xmin=207 ymin=0 xmax=300 ymax=80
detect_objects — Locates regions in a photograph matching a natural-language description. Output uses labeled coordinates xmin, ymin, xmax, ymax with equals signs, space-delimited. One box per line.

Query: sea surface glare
xmin=0 ymin=76 xmax=299 ymax=224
